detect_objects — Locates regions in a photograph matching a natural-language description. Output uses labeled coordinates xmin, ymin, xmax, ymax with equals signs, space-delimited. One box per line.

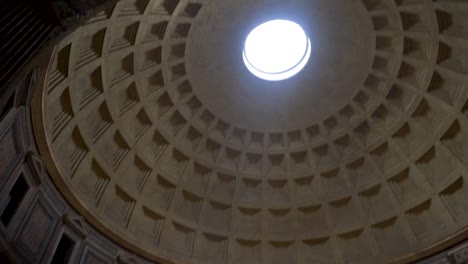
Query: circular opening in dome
xmin=243 ymin=19 xmax=311 ymax=81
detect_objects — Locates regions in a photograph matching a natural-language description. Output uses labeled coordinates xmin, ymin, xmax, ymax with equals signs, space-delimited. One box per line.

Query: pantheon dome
xmin=2 ymin=0 xmax=468 ymax=263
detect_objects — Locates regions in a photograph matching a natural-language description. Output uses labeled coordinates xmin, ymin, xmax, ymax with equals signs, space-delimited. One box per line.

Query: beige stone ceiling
xmin=186 ymin=0 xmax=374 ymax=131
xmin=35 ymin=0 xmax=468 ymax=263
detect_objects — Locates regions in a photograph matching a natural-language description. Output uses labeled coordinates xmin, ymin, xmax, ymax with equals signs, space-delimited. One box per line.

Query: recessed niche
xmin=50 ymin=233 xmax=76 ymax=264
xmin=1 ymin=174 xmax=29 ymax=226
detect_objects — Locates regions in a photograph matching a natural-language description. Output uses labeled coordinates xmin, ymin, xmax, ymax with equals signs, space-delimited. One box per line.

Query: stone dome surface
xmin=34 ymin=0 xmax=468 ymax=263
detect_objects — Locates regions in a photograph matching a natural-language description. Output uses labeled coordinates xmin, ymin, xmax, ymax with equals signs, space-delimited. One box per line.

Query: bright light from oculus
xmin=243 ymin=19 xmax=311 ymax=81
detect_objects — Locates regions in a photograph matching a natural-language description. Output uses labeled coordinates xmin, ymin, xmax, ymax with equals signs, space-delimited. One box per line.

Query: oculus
xmin=243 ymin=19 xmax=311 ymax=81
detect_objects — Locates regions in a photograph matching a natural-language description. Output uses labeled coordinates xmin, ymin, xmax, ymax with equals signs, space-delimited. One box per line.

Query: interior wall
xmin=0 ymin=0 xmax=468 ymax=263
